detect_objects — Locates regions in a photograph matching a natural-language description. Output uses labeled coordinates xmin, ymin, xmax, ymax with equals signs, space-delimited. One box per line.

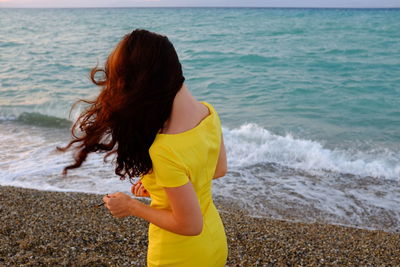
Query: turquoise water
xmin=1 ymin=8 xmax=399 ymax=232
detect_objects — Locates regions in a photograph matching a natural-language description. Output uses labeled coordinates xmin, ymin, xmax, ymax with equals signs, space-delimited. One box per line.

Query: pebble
xmin=0 ymin=186 xmax=399 ymax=266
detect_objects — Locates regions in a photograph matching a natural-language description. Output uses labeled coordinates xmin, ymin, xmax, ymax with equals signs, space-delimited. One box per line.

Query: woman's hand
xmin=103 ymin=192 xmax=139 ymax=218
xmin=131 ymin=180 xmax=150 ymax=197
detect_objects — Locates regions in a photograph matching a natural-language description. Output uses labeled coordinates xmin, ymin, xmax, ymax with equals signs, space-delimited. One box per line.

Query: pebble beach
xmin=1 ymin=185 xmax=399 ymax=266
xmin=1 ymin=7 xmax=400 ymax=245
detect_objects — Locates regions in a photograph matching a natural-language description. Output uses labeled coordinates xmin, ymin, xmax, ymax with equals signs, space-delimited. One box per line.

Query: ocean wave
xmin=1 ymin=121 xmax=399 ymax=232
xmin=2 ymin=112 xmax=398 ymax=179
xmin=0 ymin=40 xmax=24 ymax=47
xmin=0 ymin=110 xmax=72 ymax=128
xmin=224 ymin=123 xmax=400 ymax=180
xmin=17 ymin=112 xmax=72 ymax=128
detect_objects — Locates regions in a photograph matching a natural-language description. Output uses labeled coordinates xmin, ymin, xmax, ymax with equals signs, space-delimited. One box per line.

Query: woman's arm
xmin=103 ymin=181 xmax=203 ymax=236
xmin=213 ymin=134 xmax=227 ymax=179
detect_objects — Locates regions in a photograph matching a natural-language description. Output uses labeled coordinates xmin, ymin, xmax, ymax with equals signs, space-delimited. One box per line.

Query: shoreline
xmin=213 ymin=195 xmax=400 ymax=235
xmin=1 ymin=185 xmax=399 ymax=266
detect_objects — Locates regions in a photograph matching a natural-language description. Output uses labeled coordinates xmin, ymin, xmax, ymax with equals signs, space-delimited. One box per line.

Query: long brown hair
xmin=58 ymin=29 xmax=185 ymax=180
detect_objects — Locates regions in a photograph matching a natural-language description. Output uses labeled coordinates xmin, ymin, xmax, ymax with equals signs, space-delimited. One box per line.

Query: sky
xmin=0 ymin=0 xmax=399 ymax=8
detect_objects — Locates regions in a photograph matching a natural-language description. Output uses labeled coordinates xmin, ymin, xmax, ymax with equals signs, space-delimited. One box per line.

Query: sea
xmin=0 ymin=7 xmax=399 ymax=232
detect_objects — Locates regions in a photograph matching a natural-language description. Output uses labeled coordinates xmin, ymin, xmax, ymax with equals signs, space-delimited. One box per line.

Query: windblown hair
xmin=58 ymin=29 xmax=185 ymax=180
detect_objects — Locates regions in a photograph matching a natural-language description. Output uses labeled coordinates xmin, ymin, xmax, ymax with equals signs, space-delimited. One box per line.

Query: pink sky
xmin=0 ymin=0 xmax=399 ymax=8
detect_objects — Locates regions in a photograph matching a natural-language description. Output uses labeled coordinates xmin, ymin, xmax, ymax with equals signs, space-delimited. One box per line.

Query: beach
xmin=1 ymin=185 xmax=399 ymax=266
xmin=1 ymin=8 xmax=400 ymax=266
xmin=1 ymin=7 xmax=400 ymax=234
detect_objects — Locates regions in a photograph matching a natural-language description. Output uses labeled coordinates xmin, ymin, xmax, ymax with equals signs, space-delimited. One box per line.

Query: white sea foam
xmin=224 ymin=123 xmax=400 ymax=180
xmin=1 ymin=122 xmax=399 ymax=232
xmin=0 ymin=123 xmax=130 ymax=194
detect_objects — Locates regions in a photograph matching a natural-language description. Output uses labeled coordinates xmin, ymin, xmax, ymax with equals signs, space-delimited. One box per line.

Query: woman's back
xmin=141 ymin=101 xmax=228 ymax=267
xmin=60 ymin=29 xmax=228 ymax=267
xmin=142 ymin=101 xmax=221 ymax=211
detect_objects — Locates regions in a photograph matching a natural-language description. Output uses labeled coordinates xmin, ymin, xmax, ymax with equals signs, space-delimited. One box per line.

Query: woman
xmin=60 ymin=29 xmax=228 ymax=267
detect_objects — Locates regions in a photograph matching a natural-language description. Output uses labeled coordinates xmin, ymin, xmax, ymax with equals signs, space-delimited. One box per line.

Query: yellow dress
xmin=140 ymin=101 xmax=228 ymax=267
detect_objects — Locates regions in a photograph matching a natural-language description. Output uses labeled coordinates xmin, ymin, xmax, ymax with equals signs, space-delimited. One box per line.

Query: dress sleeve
xmin=149 ymin=145 xmax=190 ymax=188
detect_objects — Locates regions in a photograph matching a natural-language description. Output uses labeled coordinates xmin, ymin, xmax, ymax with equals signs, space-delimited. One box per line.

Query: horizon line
xmin=1 ymin=6 xmax=400 ymax=9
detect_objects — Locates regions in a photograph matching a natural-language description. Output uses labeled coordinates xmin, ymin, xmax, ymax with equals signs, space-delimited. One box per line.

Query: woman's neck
xmin=161 ymin=84 xmax=208 ymax=134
